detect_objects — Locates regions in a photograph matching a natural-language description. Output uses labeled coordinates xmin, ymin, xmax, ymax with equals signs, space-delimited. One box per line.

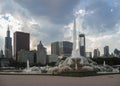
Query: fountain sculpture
xmin=48 ymin=18 xmax=119 ymax=74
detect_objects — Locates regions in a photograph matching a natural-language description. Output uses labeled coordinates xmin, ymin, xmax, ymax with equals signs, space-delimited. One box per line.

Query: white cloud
xmin=75 ymin=9 xmax=86 ymax=16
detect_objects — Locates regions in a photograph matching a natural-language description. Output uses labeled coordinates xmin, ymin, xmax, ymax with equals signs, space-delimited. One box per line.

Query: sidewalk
xmin=0 ymin=74 xmax=120 ymax=86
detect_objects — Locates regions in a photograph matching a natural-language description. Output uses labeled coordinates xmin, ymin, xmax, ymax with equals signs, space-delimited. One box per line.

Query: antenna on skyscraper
xmin=8 ymin=24 xmax=10 ymax=31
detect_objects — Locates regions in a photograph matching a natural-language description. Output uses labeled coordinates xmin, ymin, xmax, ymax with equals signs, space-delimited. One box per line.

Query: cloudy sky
xmin=0 ymin=0 xmax=120 ymax=55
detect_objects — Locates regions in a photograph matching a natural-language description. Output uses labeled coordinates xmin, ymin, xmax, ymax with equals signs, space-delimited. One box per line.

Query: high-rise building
xmin=18 ymin=49 xmax=36 ymax=64
xmin=59 ymin=41 xmax=73 ymax=57
xmin=0 ymin=50 xmax=4 ymax=58
xmin=104 ymin=46 xmax=109 ymax=57
xmin=114 ymin=49 xmax=120 ymax=57
xmin=86 ymin=52 xmax=92 ymax=58
xmin=51 ymin=41 xmax=73 ymax=57
xmin=36 ymin=41 xmax=47 ymax=65
xmin=5 ymin=26 xmax=12 ymax=58
xmin=14 ymin=31 xmax=30 ymax=61
xmin=93 ymin=48 xmax=100 ymax=58
xmin=79 ymin=34 xmax=86 ymax=57
xmin=51 ymin=41 xmax=59 ymax=55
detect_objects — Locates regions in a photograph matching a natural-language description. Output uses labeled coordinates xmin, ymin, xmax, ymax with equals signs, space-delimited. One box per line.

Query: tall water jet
xmin=71 ymin=17 xmax=80 ymax=58
xmin=73 ymin=17 xmax=77 ymax=52
xmin=103 ymin=61 xmax=106 ymax=66
xmin=71 ymin=17 xmax=78 ymax=70
xmin=27 ymin=60 xmax=30 ymax=70
xmin=23 ymin=59 xmax=31 ymax=73
xmin=71 ymin=17 xmax=83 ymax=59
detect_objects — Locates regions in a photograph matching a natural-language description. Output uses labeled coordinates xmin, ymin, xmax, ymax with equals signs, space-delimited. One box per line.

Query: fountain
xmin=48 ymin=18 xmax=94 ymax=74
xmin=48 ymin=17 xmax=119 ymax=75
xmin=23 ymin=60 xmax=31 ymax=73
xmin=23 ymin=60 xmax=41 ymax=73
xmin=103 ymin=61 xmax=106 ymax=66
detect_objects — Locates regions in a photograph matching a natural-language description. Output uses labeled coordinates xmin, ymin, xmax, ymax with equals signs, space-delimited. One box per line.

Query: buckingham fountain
xmin=48 ymin=18 xmax=119 ymax=75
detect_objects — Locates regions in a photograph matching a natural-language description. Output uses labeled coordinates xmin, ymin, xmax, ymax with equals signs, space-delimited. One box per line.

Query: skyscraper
xmin=51 ymin=41 xmax=59 ymax=55
xmin=86 ymin=52 xmax=92 ymax=58
xmin=79 ymin=34 xmax=86 ymax=57
xmin=36 ymin=41 xmax=47 ymax=65
xmin=0 ymin=50 xmax=4 ymax=58
xmin=104 ymin=46 xmax=109 ymax=57
xmin=51 ymin=41 xmax=73 ymax=57
xmin=5 ymin=26 xmax=12 ymax=58
xmin=59 ymin=41 xmax=73 ymax=57
xmin=93 ymin=48 xmax=100 ymax=58
xmin=14 ymin=31 xmax=30 ymax=61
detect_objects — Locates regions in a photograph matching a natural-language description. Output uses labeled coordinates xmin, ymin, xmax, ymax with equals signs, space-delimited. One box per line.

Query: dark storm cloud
xmin=14 ymin=0 xmax=80 ymax=24
xmin=80 ymin=0 xmax=120 ymax=34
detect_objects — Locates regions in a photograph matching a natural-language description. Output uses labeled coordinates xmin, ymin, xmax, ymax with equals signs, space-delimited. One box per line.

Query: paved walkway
xmin=0 ymin=74 xmax=120 ymax=86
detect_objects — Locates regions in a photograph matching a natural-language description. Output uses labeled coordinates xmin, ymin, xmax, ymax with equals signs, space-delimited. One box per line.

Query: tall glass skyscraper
xmin=5 ymin=26 xmax=12 ymax=58
xmin=104 ymin=46 xmax=109 ymax=57
xmin=79 ymin=34 xmax=86 ymax=57
xmin=51 ymin=41 xmax=73 ymax=57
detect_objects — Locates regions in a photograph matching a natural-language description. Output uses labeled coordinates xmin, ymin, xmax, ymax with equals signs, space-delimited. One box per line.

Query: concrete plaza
xmin=0 ymin=74 xmax=120 ymax=86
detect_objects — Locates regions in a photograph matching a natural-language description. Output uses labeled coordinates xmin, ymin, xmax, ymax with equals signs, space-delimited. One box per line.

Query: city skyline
xmin=0 ymin=26 xmax=119 ymax=57
xmin=0 ymin=28 xmax=118 ymax=58
xmin=0 ymin=0 xmax=120 ymax=54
